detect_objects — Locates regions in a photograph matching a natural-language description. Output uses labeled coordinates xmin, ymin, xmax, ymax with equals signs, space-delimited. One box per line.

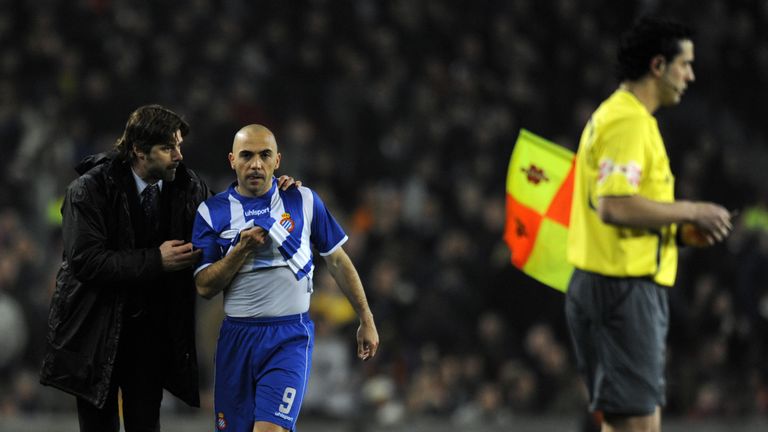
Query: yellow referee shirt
xmin=567 ymin=89 xmax=678 ymax=286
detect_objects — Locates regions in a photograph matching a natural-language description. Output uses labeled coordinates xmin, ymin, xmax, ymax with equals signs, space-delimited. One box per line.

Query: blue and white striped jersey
xmin=192 ymin=179 xmax=347 ymax=317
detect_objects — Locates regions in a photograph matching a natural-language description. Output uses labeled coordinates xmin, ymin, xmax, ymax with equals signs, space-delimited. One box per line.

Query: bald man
xmin=191 ymin=125 xmax=379 ymax=432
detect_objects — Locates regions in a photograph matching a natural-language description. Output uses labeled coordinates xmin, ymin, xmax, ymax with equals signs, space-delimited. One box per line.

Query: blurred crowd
xmin=1 ymin=0 xmax=767 ymax=427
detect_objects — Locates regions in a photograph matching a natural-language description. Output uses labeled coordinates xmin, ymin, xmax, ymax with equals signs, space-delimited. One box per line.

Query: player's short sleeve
xmin=192 ymin=201 xmax=223 ymax=275
xmin=309 ymin=190 xmax=348 ymax=255
xmin=593 ymin=116 xmax=648 ymax=197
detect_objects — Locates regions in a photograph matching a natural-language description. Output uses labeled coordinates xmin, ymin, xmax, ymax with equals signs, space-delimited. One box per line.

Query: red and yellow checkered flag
xmin=504 ymin=129 xmax=575 ymax=292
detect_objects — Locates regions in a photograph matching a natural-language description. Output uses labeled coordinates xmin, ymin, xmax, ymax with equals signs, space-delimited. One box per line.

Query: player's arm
xmin=598 ymin=195 xmax=732 ymax=244
xmin=194 ymin=227 xmax=267 ymax=299
xmin=323 ymin=247 xmax=379 ymax=361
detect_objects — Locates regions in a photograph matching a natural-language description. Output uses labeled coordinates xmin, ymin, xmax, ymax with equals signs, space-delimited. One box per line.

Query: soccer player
xmin=192 ymin=124 xmax=379 ymax=432
xmin=565 ymin=17 xmax=733 ymax=432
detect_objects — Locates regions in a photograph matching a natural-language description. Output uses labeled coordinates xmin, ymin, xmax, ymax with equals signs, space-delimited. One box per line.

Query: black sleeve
xmin=63 ymin=176 xmax=163 ymax=284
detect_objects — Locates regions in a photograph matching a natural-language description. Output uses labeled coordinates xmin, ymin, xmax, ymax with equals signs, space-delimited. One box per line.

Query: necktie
xmin=141 ymin=184 xmax=159 ymax=219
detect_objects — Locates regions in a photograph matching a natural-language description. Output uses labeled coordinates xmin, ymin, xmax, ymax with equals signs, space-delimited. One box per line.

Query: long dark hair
xmin=114 ymin=104 xmax=190 ymax=161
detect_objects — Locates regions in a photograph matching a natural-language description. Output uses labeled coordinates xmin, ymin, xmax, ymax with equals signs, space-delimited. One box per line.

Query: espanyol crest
xmin=216 ymin=412 xmax=227 ymax=430
xmin=279 ymin=212 xmax=295 ymax=232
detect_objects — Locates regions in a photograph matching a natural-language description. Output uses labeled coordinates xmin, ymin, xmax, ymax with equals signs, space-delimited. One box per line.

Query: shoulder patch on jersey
xmin=598 ymin=158 xmax=642 ymax=187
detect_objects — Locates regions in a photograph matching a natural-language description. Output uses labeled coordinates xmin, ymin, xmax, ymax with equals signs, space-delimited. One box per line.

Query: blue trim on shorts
xmin=225 ymin=312 xmax=310 ymax=326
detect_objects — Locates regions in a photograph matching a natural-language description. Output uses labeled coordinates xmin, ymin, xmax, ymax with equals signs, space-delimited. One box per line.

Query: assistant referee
xmin=565 ymin=17 xmax=733 ymax=432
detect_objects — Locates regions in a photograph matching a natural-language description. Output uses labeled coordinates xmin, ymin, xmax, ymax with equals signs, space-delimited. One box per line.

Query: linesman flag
xmin=504 ymin=129 xmax=575 ymax=292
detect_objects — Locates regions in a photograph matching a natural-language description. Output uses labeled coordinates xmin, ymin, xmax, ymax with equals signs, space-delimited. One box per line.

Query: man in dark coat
xmin=40 ymin=104 xmax=209 ymax=432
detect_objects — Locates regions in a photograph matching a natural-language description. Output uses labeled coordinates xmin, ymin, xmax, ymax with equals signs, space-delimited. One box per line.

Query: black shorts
xmin=565 ymin=268 xmax=669 ymax=415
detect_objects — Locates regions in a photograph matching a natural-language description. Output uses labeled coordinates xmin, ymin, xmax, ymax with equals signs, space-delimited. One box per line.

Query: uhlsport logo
xmin=245 ymin=207 xmax=270 ymax=217
xmin=280 ymin=212 xmax=295 ymax=232
xmin=216 ymin=412 xmax=227 ymax=430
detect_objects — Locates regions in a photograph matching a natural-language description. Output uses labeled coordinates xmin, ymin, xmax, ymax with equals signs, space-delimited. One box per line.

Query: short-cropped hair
xmin=617 ymin=16 xmax=693 ymax=82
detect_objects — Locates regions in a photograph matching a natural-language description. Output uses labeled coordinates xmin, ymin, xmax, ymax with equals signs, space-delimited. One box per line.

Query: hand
xmin=236 ymin=227 xmax=268 ymax=253
xmin=679 ymin=223 xmax=710 ymax=247
xmin=356 ymin=319 xmax=379 ymax=361
xmin=277 ymin=175 xmax=302 ymax=190
xmin=690 ymin=202 xmax=733 ymax=245
xmin=160 ymin=240 xmax=202 ymax=271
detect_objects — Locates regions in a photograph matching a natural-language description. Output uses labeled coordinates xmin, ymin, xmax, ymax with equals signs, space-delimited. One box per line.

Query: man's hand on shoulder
xmin=276 ymin=175 xmax=302 ymax=190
